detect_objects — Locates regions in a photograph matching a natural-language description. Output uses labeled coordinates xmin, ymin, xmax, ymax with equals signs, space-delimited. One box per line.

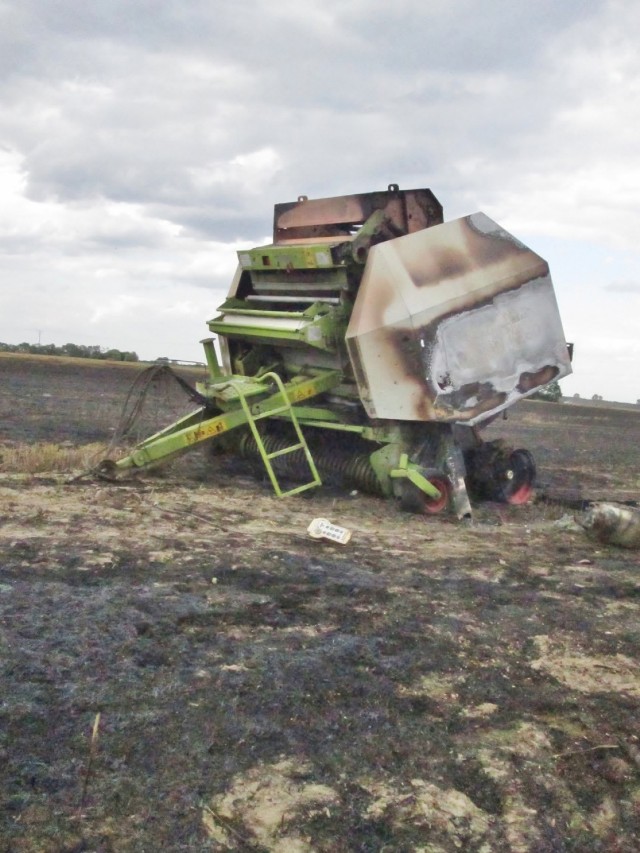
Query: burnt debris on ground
xmin=1 ymin=355 xmax=640 ymax=851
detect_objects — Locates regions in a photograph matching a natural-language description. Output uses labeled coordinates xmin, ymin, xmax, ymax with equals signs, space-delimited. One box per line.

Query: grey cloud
xmin=1 ymin=0 xmax=638 ymax=402
xmin=1 ymin=0 xmax=610 ymax=243
xmin=83 ymin=229 xmax=165 ymax=251
xmin=3 ymin=0 xmax=607 ymax=98
xmin=0 ymin=232 xmax=44 ymax=254
xmin=173 ymin=269 xmax=237 ymax=292
xmin=168 ymin=211 xmax=271 ymax=243
xmin=605 ymin=281 xmax=640 ymax=293
xmin=21 ymin=0 xmax=604 ymax=73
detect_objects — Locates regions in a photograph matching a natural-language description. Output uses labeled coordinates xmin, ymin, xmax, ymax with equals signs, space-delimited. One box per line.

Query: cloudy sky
xmin=1 ymin=0 xmax=638 ymax=401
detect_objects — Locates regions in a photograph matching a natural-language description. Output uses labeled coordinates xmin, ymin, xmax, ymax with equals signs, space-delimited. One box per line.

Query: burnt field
xmin=1 ymin=353 xmax=640 ymax=852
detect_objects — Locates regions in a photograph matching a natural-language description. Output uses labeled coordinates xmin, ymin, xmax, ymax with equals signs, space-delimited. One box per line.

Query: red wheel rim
xmin=500 ymin=450 xmax=536 ymax=505
xmin=421 ymin=476 xmax=451 ymax=514
xmin=505 ymin=482 xmax=534 ymax=505
xmin=399 ymin=472 xmax=451 ymax=515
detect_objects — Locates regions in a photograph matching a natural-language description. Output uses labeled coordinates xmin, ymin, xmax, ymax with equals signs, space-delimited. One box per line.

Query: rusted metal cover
xmin=273 ymin=187 xmax=443 ymax=243
xmin=346 ymin=212 xmax=572 ymax=425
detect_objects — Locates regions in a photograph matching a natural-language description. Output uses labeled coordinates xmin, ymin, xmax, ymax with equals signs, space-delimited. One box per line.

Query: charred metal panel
xmin=273 ymin=187 xmax=443 ymax=243
xmin=346 ymin=213 xmax=572 ymax=425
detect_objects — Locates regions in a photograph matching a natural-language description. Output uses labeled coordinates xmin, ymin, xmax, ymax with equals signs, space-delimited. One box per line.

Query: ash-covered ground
xmin=1 ymin=354 xmax=639 ymax=852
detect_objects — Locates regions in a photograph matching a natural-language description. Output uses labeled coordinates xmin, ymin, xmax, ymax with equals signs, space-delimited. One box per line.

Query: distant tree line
xmin=0 ymin=341 xmax=139 ymax=362
xmin=529 ymin=379 xmax=563 ymax=402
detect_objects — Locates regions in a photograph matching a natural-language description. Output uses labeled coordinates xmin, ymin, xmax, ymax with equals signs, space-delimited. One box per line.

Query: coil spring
xmin=238 ymin=432 xmax=383 ymax=494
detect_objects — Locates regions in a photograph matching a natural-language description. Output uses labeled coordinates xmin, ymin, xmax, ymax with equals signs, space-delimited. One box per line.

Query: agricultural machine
xmin=99 ymin=185 xmax=572 ymax=518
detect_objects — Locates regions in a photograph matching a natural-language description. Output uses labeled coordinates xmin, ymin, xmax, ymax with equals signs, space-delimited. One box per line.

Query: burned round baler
xmin=105 ymin=185 xmax=572 ymax=517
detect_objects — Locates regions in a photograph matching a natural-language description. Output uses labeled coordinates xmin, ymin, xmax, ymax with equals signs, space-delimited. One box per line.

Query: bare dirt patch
xmin=1 ymin=354 xmax=640 ymax=851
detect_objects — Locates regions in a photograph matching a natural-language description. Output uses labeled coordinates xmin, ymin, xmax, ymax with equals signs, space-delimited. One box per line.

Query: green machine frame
xmin=100 ymin=185 xmax=572 ymax=517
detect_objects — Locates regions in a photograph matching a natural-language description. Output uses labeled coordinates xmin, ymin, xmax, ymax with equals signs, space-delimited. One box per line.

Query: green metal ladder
xmin=231 ymin=371 xmax=322 ymax=497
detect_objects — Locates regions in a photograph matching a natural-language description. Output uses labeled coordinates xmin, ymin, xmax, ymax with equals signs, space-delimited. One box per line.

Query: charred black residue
xmin=384 ymin=328 xmax=428 ymax=383
xmin=464 ymin=214 xmax=539 ymax=267
xmin=346 ymin=337 xmax=373 ymax=406
xmin=406 ymin=246 xmax=470 ymax=288
xmin=517 ymin=366 xmax=559 ymax=393
xmin=437 ymin=372 xmax=453 ymax=392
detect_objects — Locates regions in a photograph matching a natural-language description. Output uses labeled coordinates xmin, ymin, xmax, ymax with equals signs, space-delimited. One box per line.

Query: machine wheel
xmin=399 ymin=471 xmax=451 ymax=515
xmin=494 ymin=449 xmax=536 ymax=505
